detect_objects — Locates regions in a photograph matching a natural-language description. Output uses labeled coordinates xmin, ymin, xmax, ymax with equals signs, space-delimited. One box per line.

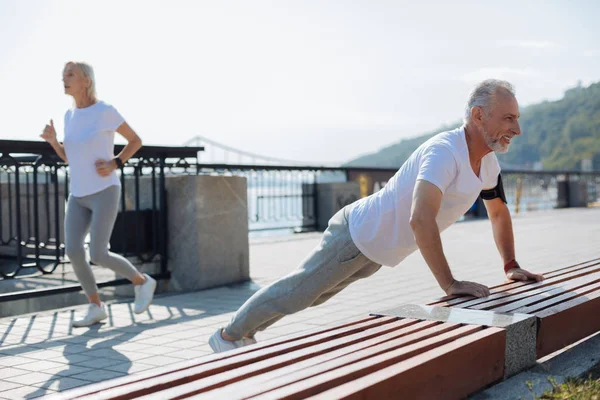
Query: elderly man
xmin=209 ymin=79 xmax=544 ymax=353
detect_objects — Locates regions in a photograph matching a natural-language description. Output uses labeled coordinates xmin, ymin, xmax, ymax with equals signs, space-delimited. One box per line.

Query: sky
xmin=1 ymin=0 xmax=599 ymax=165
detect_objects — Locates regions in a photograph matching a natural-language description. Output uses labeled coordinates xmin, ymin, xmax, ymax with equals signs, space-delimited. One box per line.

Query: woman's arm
xmin=95 ymin=122 xmax=143 ymax=177
xmin=113 ymin=122 xmax=143 ymax=164
xmin=40 ymin=119 xmax=68 ymax=163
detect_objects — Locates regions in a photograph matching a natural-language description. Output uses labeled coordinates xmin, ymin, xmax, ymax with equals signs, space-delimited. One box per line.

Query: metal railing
xmin=346 ymin=167 xmax=600 ymax=213
xmin=502 ymin=170 xmax=600 ymax=212
xmin=2 ymin=138 xmax=599 ymax=301
xmin=191 ymin=164 xmax=347 ymax=232
xmin=0 ymin=140 xmax=203 ymax=300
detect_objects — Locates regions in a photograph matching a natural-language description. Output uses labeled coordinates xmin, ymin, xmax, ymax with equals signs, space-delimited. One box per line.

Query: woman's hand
xmin=40 ymin=120 xmax=58 ymax=145
xmin=95 ymin=159 xmax=117 ymax=177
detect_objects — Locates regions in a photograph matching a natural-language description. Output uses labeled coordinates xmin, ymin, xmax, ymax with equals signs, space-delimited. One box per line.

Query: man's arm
xmin=410 ymin=180 xmax=490 ymax=297
xmin=483 ymin=197 xmax=544 ymax=282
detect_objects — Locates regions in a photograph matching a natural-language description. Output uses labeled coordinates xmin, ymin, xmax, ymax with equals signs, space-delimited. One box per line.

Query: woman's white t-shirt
xmin=63 ymin=101 xmax=124 ymax=197
xmin=348 ymin=126 xmax=501 ymax=267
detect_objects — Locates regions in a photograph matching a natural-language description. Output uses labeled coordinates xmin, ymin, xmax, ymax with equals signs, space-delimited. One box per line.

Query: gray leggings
xmin=224 ymin=206 xmax=381 ymax=340
xmin=65 ymin=185 xmax=139 ymax=297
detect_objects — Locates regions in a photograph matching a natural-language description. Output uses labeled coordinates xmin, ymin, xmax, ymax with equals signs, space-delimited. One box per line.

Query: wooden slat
xmin=536 ymin=288 xmax=600 ymax=358
xmin=246 ymin=326 xmax=497 ymax=400
xmin=305 ymin=328 xmax=505 ymax=400
xmin=427 ymin=259 xmax=600 ymax=307
xmin=49 ymin=316 xmax=381 ymax=400
xmin=242 ymin=325 xmax=482 ymax=400
xmin=89 ymin=318 xmax=419 ymax=400
xmin=469 ymin=272 xmax=600 ymax=312
xmin=513 ymin=281 xmax=600 ymax=315
xmin=196 ymin=321 xmax=448 ymax=400
xmin=435 ymin=261 xmax=600 ymax=309
xmin=538 ymin=257 xmax=600 ymax=275
xmin=148 ymin=322 xmax=461 ymax=400
xmin=490 ymin=276 xmax=600 ymax=313
xmin=69 ymin=317 xmax=399 ymax=400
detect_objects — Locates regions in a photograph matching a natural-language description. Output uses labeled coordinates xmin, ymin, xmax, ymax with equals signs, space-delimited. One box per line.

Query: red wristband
xmin=504 ymin=259 xmax=519 ymax=274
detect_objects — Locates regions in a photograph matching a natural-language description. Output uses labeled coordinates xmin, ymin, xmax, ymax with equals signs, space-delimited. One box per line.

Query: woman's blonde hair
xmin=64 ymin=61 xmax=97 ymax=102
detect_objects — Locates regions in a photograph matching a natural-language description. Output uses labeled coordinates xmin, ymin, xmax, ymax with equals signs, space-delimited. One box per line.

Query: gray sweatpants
xmin=65 ymin=185 xmax=139 ymax=297
xmin=224 ymin=206 xmax=381 ymax=340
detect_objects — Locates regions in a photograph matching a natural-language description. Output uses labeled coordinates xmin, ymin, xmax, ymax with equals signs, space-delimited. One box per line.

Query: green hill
xmin=344 ymin=82 xmax=600 ymax=171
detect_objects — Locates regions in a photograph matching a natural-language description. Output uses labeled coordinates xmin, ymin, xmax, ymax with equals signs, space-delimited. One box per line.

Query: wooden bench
xmin=49 ymin=316 xmax=505 ymax=400
xmin=427 ymin=257 xmax=600 ymax=358
xmin=50 ymin=258 xmax=600 ymax=400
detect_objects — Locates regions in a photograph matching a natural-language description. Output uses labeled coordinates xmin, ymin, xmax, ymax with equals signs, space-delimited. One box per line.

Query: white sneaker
xmin=134 ymin=274 xmax=156 ymax=314
xmin=243 ymin=336 xmax=258 ymax=346
xmin=72 ymin=303 xmax=107 ymax=327
xmin=209 ymin=328 xmax=253 ymax=353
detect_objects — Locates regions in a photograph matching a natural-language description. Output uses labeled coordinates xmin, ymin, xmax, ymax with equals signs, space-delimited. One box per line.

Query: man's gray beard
xmin=484 ymin=130 xmax=509 ymax=153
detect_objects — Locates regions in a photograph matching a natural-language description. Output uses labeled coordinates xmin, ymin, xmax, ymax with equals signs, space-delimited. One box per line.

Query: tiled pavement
xmin=0 ymin=207 xmax=599 ymax=399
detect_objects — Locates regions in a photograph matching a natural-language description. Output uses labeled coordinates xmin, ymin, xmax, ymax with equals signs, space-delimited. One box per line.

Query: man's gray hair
xmin=464 ymin=79 xmax=515 ymax=124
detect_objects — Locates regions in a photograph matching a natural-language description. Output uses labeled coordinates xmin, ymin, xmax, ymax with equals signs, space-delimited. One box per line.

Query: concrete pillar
xmin=163 ymin=175 xmax=250 ymax=291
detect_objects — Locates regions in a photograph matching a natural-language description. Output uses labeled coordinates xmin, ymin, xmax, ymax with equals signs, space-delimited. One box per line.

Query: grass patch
xmin=532 ymin=376 xmax=600 ymax=399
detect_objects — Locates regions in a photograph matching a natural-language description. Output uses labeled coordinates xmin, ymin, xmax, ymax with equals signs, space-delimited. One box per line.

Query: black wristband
xmin=114 ymin=157 xmax=124 ymax=169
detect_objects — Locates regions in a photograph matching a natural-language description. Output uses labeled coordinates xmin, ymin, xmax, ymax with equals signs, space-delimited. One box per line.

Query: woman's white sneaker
xmin=134 ymin=274 xmax=156 ymax=314
xmin=72 ymin=303 xmax=108 ymax=327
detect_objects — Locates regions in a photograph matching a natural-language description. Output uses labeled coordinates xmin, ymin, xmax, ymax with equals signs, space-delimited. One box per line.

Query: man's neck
xmin=464 ymin=124 xmax=493 ymax=163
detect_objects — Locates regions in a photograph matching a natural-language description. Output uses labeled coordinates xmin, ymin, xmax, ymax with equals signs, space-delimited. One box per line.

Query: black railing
xmin=2 ymin=138 xmax=599 ymax=302
xmin=193 ymin=164 xmax=347 ymax=232
xmin=346 ymin=167 xmax=600 ymax=213
xmin=0 ymin=140 xmax=203 ymax=298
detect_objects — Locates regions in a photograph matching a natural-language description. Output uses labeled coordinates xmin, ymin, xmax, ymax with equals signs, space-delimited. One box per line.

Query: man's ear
xmin=471 ymin=106 xmax=485 ymax=125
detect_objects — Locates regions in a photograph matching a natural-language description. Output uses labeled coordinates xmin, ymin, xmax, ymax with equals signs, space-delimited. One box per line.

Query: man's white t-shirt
xmin=348 ymin=126 xmax=501 ymax=267
xmin=63 ymin=101 xmax=125 ymax=197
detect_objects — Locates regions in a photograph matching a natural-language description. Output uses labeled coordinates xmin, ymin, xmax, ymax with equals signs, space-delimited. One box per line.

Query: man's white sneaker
xmin=134 ymin=274 xmax=156 ymax=314
xmin=209 ymin=329 xmax=253 ymax=353
xmin=72 ymin=303 xmax=107 ymax=328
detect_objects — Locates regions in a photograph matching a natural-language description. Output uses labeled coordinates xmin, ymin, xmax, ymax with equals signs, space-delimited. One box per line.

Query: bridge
xmin=183 ymin=135 xmax=336 ymax=167
xmin=184 ymin=134 xmax=542 ymax=172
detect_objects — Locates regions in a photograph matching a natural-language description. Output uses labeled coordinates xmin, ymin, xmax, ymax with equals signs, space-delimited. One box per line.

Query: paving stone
xmin=33 ymin=376 xmax=91 ymax=391
xmin=0 ymin=368 xmax=29 ymax=380
xmin=103 ymin=362 xmax=157 ymax=374
xmin=38 ymin=365 xmax=94 ymax=377
xmin=0 ymin=384 xmax=53 ymax=399
xmin=74 ymin=358 xmax=124 ymax=369
xmin=47 ymin=353 xmax=93 ymax=365
xmin=0 ymin=356 xmax=41 ymax=368
xmin=69 ymin=369 xmax=125 ymax=383
xmin=4 ymin=371 xmax=55 ymax=385
xmin=15 ymin=360 xmax=66 ymax=373
xmin=134 ymin=355 xmax=185 ymax=366
xmin=0 ymin=380 xmax=22 ymax=392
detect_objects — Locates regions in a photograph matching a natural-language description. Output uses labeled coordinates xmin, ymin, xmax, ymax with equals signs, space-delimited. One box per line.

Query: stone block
xmin=372 ymin=303 xmax=537 ymax=379
xmin=164 ymin=175 xmax=250 ymax=291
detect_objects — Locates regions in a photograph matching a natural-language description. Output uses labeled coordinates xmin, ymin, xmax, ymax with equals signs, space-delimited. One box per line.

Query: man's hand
xmin=506 ymin=267 xmax=544 ymax=282
xmin=445 ymin=280 xmax=490 ymax=298
xmin=95 ymin=159 xmax=117 ymax=177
